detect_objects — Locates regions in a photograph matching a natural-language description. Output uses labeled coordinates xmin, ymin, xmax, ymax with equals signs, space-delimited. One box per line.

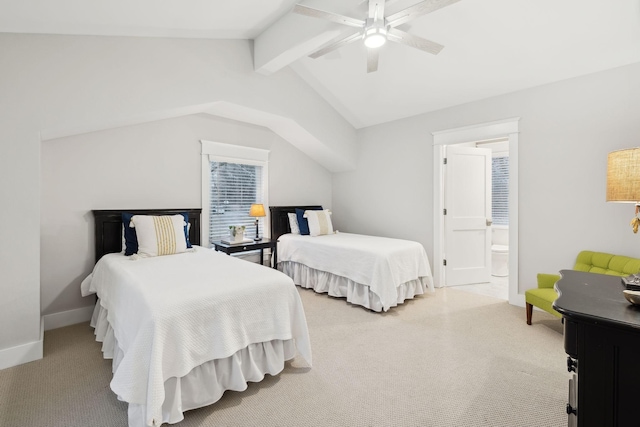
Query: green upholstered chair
xmin=525 ymin=250 xmax=640 ymax=325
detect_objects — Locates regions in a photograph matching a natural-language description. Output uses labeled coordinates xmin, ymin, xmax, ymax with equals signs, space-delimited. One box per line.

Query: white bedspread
xmin=277 ymin=233 xmax=433 ymax=311
xmin=81 ymin=246 xmax=311 ymax=427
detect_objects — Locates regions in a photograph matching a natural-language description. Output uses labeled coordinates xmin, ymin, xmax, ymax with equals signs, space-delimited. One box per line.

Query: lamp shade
xmin=607 ymin=148 xmax=640 ymax=203
xmin=249 ymin=203 xmax=266 ymax=217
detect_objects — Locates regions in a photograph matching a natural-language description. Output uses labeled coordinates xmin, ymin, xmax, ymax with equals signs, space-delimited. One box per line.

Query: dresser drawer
xmin=567 ymin=373 xmax=577 ymax=427
xmin=563 ymin=318 xmax=578 ymax=358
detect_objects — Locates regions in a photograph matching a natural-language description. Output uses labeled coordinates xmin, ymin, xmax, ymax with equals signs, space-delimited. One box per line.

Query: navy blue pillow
xmin=295 ymin=207 xmax=323 ymax=236
xmin=122 ymin=212 xmax=191 ymax=256
xmin=181 ymin=212 xmax=193 ymax=249
xmin=122 ymin=212 xmax=138 ymax=256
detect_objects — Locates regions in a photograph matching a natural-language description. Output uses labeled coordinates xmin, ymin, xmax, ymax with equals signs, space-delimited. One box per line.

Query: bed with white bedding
xmin=270 ymin=206 xmax=434 ymax=312
xmin=83 ymin=209 xmax=311 ymax=427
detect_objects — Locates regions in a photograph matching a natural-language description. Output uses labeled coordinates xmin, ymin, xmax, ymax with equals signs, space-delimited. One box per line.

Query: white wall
xmin=4 ymin=30 xmax=640 ymax=369
xmin=492 ymin=227 xmax=508 ymax=247
xmin=0 ymin=33 xmax=352 ymax=369
xmin=333 ymin=62 xmax=640 ymax=294
xmin=40 ymin=114 xmax=332 ymax=316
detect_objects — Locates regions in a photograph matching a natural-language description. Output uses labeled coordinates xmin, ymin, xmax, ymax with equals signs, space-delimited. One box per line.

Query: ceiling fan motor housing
xmin=363 ymin=18 xmax=388 ymax=48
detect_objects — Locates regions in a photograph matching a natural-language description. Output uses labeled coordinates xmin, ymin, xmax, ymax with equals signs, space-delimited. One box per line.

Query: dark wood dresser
xmin=553 ymin=269 xmax=640 ymax=427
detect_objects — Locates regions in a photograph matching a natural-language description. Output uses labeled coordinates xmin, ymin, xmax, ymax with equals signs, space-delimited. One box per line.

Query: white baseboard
xmin=509 ymin=293 xmax=526 ymax=308
xmin=0 ymin=317 xmax=43 ymax=370
xmin=43 ymin=305 xmax=94 ymax=331
xmin=509 ymin=294 xmax=552 ymax=318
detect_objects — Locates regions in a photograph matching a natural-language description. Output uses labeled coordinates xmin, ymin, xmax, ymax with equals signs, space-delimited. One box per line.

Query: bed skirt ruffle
xmin=278 ymin=261 xmax=430 ymax=312
xmin=90 ymin=303 xmax=296 ymax=427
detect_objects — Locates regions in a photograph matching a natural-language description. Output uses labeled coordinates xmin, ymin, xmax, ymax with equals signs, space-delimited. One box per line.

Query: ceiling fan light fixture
xmin=363 ymin=26 xmax=387 ymax=48
xmin=293 ymin=0 xmax=456 ymax=72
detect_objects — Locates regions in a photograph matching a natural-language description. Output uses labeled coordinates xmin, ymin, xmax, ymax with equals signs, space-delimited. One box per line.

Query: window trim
xmin=491 ymin=155 xmax=509 ymax=226
xmin=200 ymin=140 xmax=269 ymax=248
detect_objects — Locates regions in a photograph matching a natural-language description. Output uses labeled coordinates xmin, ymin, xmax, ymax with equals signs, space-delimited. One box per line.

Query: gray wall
xmin=40 ymin=114 xmax=331 ymax=316
xmin=3 ymin=29 xmax=640 ymax=369
xmin=0 ymin=33 xmax=352 ymax=367
xmin=333 ymin=62 xmax=640 ymax=293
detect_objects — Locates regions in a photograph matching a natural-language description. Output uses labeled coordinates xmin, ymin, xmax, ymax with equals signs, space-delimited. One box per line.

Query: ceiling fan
xmin=293 ymin=0 xmax=461 ymax=73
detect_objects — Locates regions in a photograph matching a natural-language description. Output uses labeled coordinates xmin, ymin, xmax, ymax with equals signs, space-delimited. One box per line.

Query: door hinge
xmin=443 ymin=158 xmax=447 ymax=165
xmin=443 ymin=259 xmax=447 ymax=266
xmin=443 ymin=208 xmax=447 ymax=215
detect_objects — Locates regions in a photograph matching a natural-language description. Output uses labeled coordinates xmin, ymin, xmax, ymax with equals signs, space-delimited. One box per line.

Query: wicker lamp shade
xmin=607 ymin=148 xmax=640 ymax=203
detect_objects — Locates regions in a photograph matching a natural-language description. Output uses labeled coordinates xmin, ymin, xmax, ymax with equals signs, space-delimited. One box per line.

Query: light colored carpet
xmin=0 ymin=288 xmax=566 ymax=427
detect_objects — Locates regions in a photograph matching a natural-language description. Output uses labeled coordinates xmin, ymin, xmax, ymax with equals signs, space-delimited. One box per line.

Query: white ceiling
xmin=2 ymin=0 xmax=640 ymax=129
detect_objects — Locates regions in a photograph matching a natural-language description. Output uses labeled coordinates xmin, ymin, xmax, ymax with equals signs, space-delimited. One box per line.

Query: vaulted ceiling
xmin=2 ymin=0 xmax=640 ymax=129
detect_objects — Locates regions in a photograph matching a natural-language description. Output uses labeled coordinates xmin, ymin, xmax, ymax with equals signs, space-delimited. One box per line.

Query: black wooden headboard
xmin=92 ymin=208 xmax=202 ymax=263
xmin=269 ymin=205 xmax=323 ymax=241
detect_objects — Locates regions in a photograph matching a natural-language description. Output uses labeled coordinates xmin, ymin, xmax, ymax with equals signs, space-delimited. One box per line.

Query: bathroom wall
xmin=492 ymin=227 xmax=509 ymax=246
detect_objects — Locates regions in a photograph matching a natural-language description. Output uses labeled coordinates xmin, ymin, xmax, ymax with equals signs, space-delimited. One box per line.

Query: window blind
xmin=209 ymin=162 xmax=264 ymax=243
xmin=491 ymin=156 xmax=509 ymax=226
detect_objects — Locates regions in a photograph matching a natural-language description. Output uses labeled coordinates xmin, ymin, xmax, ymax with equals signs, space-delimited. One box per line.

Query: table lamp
xmin=607 ymin=148 xmax=640 ymax=233
xmin=249 ymin=203 xmax=266 ymax=241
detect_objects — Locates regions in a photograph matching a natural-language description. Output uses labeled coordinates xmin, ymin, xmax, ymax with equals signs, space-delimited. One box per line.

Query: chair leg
xmin=526 ymin=303 xmax=533 ymax=325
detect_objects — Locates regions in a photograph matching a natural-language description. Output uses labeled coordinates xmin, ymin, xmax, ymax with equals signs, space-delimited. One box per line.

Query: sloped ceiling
xmin=2 ymin=0 xmax=640 ymax=129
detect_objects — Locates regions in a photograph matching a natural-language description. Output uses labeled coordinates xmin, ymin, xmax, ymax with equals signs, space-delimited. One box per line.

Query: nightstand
xmin=212 ymin=238 xmax=278 ymax=268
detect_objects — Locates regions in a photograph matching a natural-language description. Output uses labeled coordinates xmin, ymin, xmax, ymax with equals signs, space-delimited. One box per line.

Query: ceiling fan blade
xmin=309 ymin=31 xmax=363 ymax=59
xmin=360 ymin=0 xmax=400 ymax=5
xmin=360 ymin=0 xmax=401 ymax=8
xmin=368 ymin=0 xmax=385 ymax=20
xmin=366 ymin=47 xmax=379 ymax=73
xmin=386 ymin=0 xmax=461 ymax=28
xmin=387 ymin=28 xmax=444 ymax=55
xmin=293 ymin=4 xmax=365 ymax=29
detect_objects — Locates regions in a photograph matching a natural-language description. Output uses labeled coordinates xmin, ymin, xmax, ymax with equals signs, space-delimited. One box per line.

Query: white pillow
xmin=130 ymin=214 xmax=188 ymax=257
xmin=288 ymin=213 xmax=300 ymax=234
xmin=122 ymin=224 xmax=126 ymax=253
xmin=304 ymin=209 xmax=334 ymax=237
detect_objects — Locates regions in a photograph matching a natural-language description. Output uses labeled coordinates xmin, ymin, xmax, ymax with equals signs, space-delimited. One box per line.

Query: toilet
xmin=491 ymin=244 xmax=509 ymax=277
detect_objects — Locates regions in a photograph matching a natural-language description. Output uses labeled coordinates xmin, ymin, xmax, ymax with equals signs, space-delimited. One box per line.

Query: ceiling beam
xmin=254 ymin=0 xmax=364 ymax=76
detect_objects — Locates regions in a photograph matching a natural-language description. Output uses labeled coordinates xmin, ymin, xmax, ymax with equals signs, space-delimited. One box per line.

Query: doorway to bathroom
xmin=455 ymin=139 xmax=509 ymax=300
xmin=432 ymin=118 xmax=520 ymax=306
xmin=441 ymin=139 xmax=509 ymax=300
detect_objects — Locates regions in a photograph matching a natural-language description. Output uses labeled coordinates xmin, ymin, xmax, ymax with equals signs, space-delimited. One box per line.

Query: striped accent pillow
xmin=130 ymin=214 xmax=188 ymax=257
xmin=304 ymin=209 xmax=334 ymax=237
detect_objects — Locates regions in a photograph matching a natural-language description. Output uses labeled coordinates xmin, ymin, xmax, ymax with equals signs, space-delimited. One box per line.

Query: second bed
xmin=271 ymin=206 xmax=434 ymax=312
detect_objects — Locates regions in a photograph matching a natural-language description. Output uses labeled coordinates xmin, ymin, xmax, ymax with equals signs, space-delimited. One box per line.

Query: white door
xmin=444 ymin=145 xmax=492 ymax=286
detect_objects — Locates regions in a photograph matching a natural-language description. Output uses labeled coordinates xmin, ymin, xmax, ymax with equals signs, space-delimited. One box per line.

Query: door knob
xmin=486 ymin=219 xmax=493 ymax=226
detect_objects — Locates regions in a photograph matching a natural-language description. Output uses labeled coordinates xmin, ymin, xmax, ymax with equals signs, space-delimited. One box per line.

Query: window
xmin=209 ymin=161 xmax=263 ymax=242
xmin=492 ymin=156 xmax=509 ymax=226
xmin=201 ymin=140 xmax=269 ymax=246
